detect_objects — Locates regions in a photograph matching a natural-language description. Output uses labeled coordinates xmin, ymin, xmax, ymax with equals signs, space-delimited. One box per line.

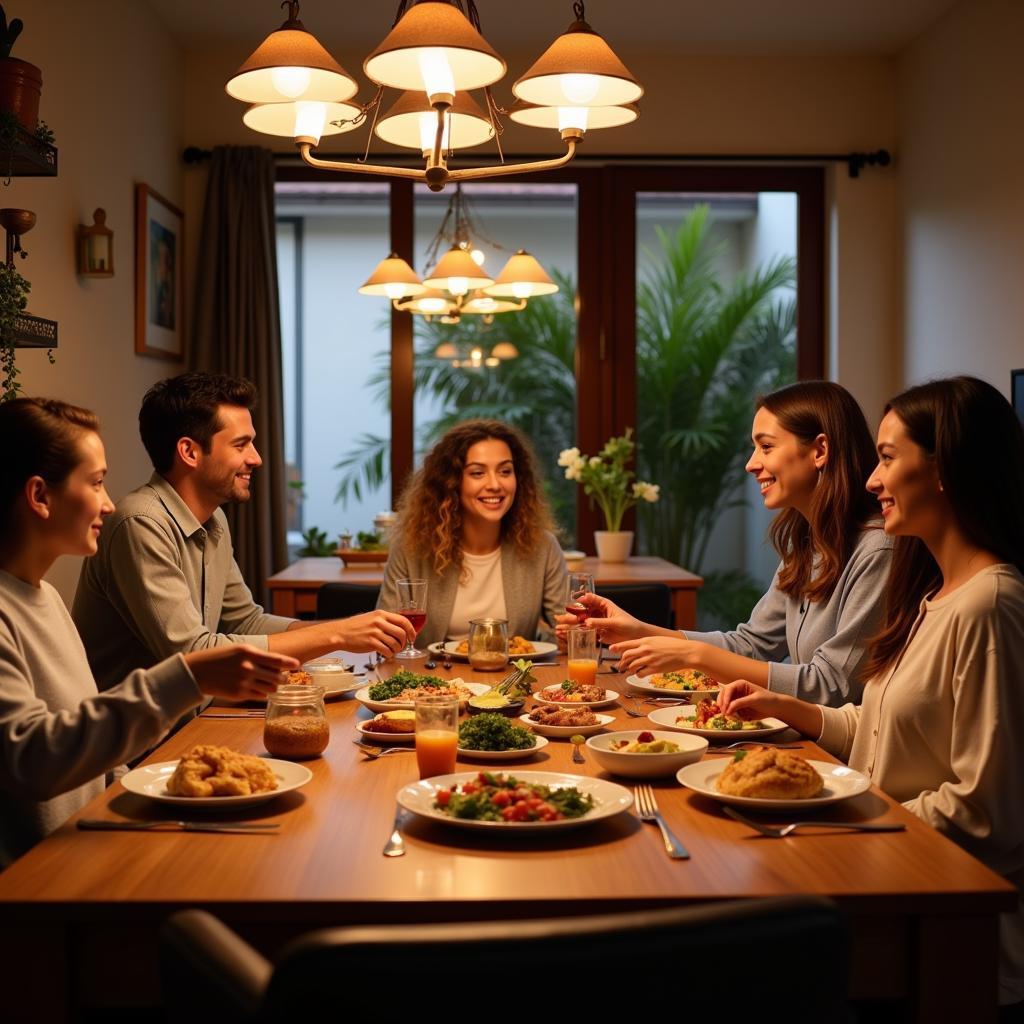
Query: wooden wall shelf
xmin=5 ymin=125 xmax=57 ymax=177
xmin=11 ymin=311 xmax=58 ymax=348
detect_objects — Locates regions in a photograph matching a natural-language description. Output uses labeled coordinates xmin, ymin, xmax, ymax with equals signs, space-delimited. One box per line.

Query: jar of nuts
xmin=264 ymin=684 xmax=330 ymax=759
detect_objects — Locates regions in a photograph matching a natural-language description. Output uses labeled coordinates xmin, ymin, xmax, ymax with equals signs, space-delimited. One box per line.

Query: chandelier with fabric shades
xmin=226 ymin=0 xmax=642 ymax=192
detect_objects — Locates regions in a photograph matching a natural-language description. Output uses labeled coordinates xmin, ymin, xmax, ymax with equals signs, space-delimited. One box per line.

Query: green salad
xmin=459 ymin=713 xmax=536 ymax=751
xmin=434 ymin=772 xmax=595 ymax=822
xmin=368 ymin=669 xmax=448 ymax=702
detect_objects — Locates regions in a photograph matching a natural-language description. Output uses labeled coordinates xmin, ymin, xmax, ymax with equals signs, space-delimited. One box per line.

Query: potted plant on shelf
xmin=558 ymin=429 xmax=660 ymax=562
xmin=0 ymin=6 xmax=40 ymax=132
xmin=0 ymin=257 xmax=29 ymax=401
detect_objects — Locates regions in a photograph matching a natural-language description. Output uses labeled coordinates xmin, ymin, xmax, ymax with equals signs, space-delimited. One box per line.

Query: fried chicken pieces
xmin=166 ymin=744 xmax=278 ymax=798
xmin=716 ymin=748 xmax=823 ymax=799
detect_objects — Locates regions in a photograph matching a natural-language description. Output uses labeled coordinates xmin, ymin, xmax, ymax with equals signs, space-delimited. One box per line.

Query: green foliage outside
xmin=334 ymin=205 xmax=796 ymax=628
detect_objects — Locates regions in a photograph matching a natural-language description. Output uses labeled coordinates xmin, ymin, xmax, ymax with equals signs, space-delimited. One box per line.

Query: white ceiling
xmin=146 ymin=0 xmax=960 ymax=57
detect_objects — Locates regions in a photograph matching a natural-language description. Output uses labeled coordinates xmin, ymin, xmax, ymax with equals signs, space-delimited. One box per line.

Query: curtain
xmin=190 ymin=145 xmax=287 ymax=601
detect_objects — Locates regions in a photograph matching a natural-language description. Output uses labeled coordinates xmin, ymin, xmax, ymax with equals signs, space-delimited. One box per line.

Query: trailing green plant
xmin=0 ymin=259 xmax=29 ymax=402
xmin=296 ymin=525 xmax=334 ymax=557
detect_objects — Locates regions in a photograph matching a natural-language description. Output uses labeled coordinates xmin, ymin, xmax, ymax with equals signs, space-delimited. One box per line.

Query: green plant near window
xmin=0 ymin=258 xmax=29 ymax=402
xmin=334 ymin=269 xmax=578 ymax=538
xmin=634 ymin=205 xmax=796 ymax=627
xmin=296 ymin=525 xmax=335 ymax=557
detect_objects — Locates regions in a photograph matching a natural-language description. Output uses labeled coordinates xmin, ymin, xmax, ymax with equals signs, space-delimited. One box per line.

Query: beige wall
xmin=13 ymin=0 xmax=184 ymax=600
xmin=899 ymin=0 xmax=1024 ymax=394
xmin=184 ymin=46 xmax=901 ymax=419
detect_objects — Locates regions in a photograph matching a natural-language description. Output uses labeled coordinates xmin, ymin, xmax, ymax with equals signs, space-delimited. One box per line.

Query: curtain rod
xmin=183 ymin=146 xmax=890 ymax=179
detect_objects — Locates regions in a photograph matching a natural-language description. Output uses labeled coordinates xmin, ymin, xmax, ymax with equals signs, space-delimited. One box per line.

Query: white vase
xmin=594 ymin=530 xmax=634 ymax=562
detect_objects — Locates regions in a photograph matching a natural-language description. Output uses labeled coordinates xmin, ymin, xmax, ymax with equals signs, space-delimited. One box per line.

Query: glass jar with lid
xmin=263 ymin=684 xmax=329 ymax=759
xmin=467 ymin=617 xmax=509 ymax=671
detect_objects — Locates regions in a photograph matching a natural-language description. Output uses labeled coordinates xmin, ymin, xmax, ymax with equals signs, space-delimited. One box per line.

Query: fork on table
xmin=722 ymin=805 xmax=907 ymax=838
xmin=353 ymin=740 xmax=413 ymax=759
xmin=634 ymin=784 xmax=690 ymax=859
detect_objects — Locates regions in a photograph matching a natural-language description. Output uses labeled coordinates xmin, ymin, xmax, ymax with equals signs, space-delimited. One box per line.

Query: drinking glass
xmin=568 ymin=626 xmax=599 ymax=687
xmin=467 ymin=617 xmax=509 ymax=671
xmin=414 ymin=694 xmax=459 ymax=779
xmin=395 ymin=577 xmax=427 ymax=660
xmin=565 ymin=572 xmax=595 ymax=625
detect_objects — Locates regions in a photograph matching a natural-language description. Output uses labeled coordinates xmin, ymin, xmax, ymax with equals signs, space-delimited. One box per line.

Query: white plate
xmin=457 ymin=735 xmax=550 ymax=761
xmin=355 ymin=682 xmax=491 ymax=713
xmin=676 ymin=759 xmax=872 ymax=811
xmin=120 ymin=758 xmax=312 ymax=808
xmin=518 ymin=712 xmax=616 ymax=738
xmin=625 ymin=673 xmax=718 ymax=701
xmin=648 ymin=706 xmax=789 ymax=740
xmin=533 ymin=686 xmax=620 ymax=709
xmin=397 ymin=770 xmax=632 ymax=830
xmin=356 ymin=720 xmax=416 ymax=744
xmin=428 ymin=640 xmax=559 ymax=662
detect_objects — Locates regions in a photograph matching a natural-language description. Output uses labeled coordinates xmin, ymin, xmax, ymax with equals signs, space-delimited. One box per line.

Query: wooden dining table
xmin=0 ymin=655 xmax=1011 ymax=1021
xmin=266 ymin=555 xmax=704 ymax=628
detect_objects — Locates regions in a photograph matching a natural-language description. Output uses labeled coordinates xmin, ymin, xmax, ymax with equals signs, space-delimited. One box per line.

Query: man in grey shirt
xmin=74 ymin=373 xmax=412 ymax=687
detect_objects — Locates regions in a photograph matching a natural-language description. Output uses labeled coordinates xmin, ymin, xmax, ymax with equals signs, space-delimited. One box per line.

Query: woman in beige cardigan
xmin=378 ymin=419 xmax=566 ymax=647
xmin=716 ymin=376 xmax=1024 ymax=1009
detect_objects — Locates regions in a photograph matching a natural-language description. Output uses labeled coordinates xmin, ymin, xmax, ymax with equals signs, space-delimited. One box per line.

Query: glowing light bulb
xmin=512 ymin=282 xmax=532 ymax=300
xmin=420 ymin=297 xmax=449 ymax=314
xmin=271 ymin=66 xmax=312 ymax=99
xmin=384 ymin=282 xmax=408 ymax=300
xmin=560 ymin=73 xmax=600 ymax=104
xmin=293 ymin=101 xmax=327 ymax=143
xmin=418 ymin=48 xmax=455 ymax=101
xmin=418 ymin=111 xmax=451 ymax=152
xmin=470 ymin=249 xmax=486 ymax=266
xmin=470 ymin=347 xmax=483 ymax=362
xmin=485 ymin=356 xmax=500 ymax=367
xmin=447 ymin=276 xmax=469 ymax=296
xmin=557 ymin=107 xmax=589 ymax=132
xmin=474 ymin=297 xmax=496 ymax=311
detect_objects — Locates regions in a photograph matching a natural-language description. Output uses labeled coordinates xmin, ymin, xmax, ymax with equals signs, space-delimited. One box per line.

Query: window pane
xmin=276 ymin=183 xmax=391 ymax=547
xmin=412 ymin=183 xmax=579 ymax=544
xmin=634 ymin=192 xmax=798 ymax=628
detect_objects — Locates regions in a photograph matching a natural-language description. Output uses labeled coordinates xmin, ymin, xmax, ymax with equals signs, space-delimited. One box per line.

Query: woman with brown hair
xmin=717 ymin=376 xmax=1024 ymax=1007
xmin=0 ymin=397 xmax=297 ymax=867
xmin=378 ymin=419 xmax=567 ymax=646
xmin=575 ymin=381 xmax=892 ymax=706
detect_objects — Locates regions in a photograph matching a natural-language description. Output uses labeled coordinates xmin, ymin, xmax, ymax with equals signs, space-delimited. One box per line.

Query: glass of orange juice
xmin=414 ymin=694 xmax=459 ymax=779
xmin=567 ymin=627 xmax=598 ymax=687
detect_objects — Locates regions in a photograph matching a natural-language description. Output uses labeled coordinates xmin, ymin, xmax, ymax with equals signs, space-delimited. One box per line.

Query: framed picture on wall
xmin=135 ymin=184 xmax=184 ymax=360
xmin=1013 ymin=369 xmax=1024 ymax=425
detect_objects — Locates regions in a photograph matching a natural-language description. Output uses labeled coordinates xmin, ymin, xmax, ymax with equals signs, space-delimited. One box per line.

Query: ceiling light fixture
xmin=227 ymin=0 xmax=642 ymax=192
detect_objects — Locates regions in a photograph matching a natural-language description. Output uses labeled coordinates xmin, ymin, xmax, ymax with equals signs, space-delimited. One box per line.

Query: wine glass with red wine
xmin=395 ymin=578 xmax=428 ymax=660
xmin=566 ymin=572 xmax=595 ymax=625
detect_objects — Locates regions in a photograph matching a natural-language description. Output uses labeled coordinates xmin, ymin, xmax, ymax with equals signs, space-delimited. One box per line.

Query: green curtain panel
xmin=190 ymin=145 xmax=288 ymax=600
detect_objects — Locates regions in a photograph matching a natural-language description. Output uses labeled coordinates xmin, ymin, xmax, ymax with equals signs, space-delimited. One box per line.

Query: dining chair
xmin=596 ymin=582 xmax=675 ymax=629
xmin=315 ymin=582 xmax=380 ymax=619
xmin=159 ymin=896 xmax=850 ymax=1022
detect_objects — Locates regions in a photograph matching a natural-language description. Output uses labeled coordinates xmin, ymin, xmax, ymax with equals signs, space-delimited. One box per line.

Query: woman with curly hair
xmin=377 ymin=419 xmax=567 ymax=646
xmin=568 ymin=381 xmax=892 ymax=707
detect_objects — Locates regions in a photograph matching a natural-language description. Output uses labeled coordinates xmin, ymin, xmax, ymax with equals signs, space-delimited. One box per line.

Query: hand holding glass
xmin=566 ymin=572 xmax=595 ymax=625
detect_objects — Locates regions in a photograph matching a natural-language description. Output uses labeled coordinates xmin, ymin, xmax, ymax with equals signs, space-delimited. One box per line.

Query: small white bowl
xmin=586 ymin=730 xmax=708 ymax=779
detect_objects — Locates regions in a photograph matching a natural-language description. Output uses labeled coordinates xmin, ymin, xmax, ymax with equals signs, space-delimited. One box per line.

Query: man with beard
xmin=74 ymin=373 xmax=412 ymax=687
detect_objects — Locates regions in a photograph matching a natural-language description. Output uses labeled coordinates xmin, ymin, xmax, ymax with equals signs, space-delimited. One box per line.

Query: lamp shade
xmin=375 ymin=89 xmax=494 ymax=151
xmin=484 ymin=249 xmax=558 ymax=298
xmin=512 ymin=16 xmax=642 ymax=107
xmin=423 ymin=245 xmax=494 ymax=294
xmin=358 ymin=253 xmax=426 ymax=298
xmin=490 ymin=341 xmax=520 ymax=360
xmin=507 ymin=99 xmax=639 ymax=131
xmin=227 ymin=16 xmax=358 ymax=103
xmin=395 ymin=288 xmax=458 ymax=316
xmin=460 ymin=291 xmax=526 ymax=315
xmin=364 ymin=2 xmax=506 ymax=94
xmin=243 ymin=100 xmax=362 ymax=143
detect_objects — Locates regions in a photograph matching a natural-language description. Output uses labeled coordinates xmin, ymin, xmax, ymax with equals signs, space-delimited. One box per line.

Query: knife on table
xmin=78 ymin=819 xmax=279 ymax=834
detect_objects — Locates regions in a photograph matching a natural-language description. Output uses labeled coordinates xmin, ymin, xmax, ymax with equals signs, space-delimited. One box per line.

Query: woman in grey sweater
xmin=578 ymin=382 xmax=892 ymax=707
xmin=0 ymin=398 xmax=297 ymax=866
